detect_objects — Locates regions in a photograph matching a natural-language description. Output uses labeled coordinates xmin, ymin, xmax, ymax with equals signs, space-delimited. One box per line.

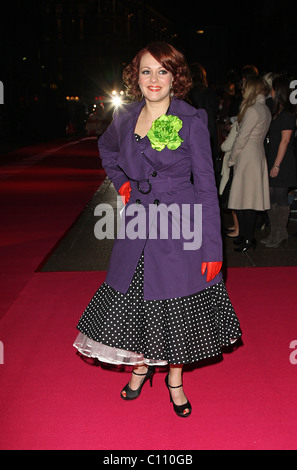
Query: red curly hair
xmin=123 ymin=42 xmax=193 ymax=101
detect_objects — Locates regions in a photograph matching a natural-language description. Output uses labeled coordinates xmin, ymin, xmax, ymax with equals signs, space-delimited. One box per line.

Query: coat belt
xmin=131 ymin=175 xmax=192 ymax=194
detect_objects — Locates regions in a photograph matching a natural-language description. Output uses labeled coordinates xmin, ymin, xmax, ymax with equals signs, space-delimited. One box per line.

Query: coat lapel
xmin=136 ymin=97 xmax=195 ymax=171
xmin=117 ymin=100 xmax=148 ymax=179
xmin=116 ymin=97 xmax=197 ymax=179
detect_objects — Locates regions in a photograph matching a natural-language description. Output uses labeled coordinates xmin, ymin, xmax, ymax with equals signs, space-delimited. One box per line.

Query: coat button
xmin=153 ymin=199 xmax=160 ymax=205
xmin=152 ymin=171 xmax=157 ymax=177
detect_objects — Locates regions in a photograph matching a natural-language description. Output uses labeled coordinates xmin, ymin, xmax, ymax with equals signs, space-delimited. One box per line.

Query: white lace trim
xmin=73 ymin=332 xmax=168 ymax=366
xmin=73 ymin=333 xmax=240 ymax=366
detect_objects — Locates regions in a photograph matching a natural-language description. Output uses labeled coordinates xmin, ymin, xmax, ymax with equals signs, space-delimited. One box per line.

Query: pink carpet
xmin=0 ymin=137 xmax=105 ymax=320
xmin=0 ymin=137 xmax=297 ymax=450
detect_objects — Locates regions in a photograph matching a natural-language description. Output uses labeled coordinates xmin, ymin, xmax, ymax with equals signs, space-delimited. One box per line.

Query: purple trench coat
xmin=98 ymin=96 xmax=223 ymax=300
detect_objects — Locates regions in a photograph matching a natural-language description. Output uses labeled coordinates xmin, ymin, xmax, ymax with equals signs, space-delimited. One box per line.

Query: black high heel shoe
xmin=165 ymin=373 xmax=192 ymax=418
xmin=234 ymin=238 xmax=257 ymax=253
xmin=121 ymin=366 xmax=154 ymax=401
xmin=233 ymin=235 xmax=244 ymax=246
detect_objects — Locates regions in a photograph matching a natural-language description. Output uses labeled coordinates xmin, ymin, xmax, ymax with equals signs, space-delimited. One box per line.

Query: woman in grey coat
xmin=228 ymin=76 xmax=271 ymax=252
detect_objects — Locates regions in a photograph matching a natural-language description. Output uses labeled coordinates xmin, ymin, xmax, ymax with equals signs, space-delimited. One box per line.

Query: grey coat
xmin=228 ymin=94 xmax=271 ymax=211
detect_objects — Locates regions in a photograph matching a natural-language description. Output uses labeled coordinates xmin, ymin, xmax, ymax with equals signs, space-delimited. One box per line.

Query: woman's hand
xmin=227 ymin=156 xmax=235 ymax=167
xmin=270 ymin=166 xmax=279 ymax=178
xmin=119 ymin=181 xmax=131 ymax=205
xmin=270 ymin=129 xmax=292 ymax=178
xmin=201 ymin=262 xmax=222 ymax=282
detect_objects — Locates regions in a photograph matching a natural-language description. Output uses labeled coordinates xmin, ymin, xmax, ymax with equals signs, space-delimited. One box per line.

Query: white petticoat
xmin=73 ymin=332 xmax=168 ymax=366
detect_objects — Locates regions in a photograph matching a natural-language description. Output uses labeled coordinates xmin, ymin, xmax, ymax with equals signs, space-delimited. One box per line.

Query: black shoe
xmin=234 ymin=238 xmax=257 ymax=253
xmin=165 ymin=373 xmax=192 ymax=418
xmin=233 ymin=235 xmax=244 ymax=246
xmin=121 ymin=366 xmax=154 ymax=400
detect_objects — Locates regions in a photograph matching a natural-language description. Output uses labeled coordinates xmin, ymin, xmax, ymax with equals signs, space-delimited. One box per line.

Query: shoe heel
xmin=168 ymin=383 xmax=173 ymax=403
xmin=149 ymin=373 xmax=153 ymax=388
xmin=165 ymin=374 xmax=173 ymax=402
xmin=282 ymin=237 xmax=289 ymax=248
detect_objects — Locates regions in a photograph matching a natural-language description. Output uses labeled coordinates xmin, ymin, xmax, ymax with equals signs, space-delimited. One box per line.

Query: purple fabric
xmin=98 ymin=96 xmax=222 ymax=300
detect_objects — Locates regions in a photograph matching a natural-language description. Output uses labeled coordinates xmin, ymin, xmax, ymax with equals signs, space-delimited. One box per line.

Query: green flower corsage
xmin=147 ymin=114 xmax=183 ymax=151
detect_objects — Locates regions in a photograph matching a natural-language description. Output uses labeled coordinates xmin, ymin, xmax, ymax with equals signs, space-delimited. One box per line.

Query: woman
xmin=189 ymin=62 xmax=219 ymax=161
xmin=219 ymin=118 xmax=239 ymax=237
xmin=228 ymin=76 xmax=271 ymax=252
xmin=73 ymin=42 xmax=241 ymax=418
xmin=261 ymin=76 xmax=297 ymax=248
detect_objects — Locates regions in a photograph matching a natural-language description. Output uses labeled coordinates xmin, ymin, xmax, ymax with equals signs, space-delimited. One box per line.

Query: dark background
xmin=151 ymin=0 xmax=297 ymax=77
xmin=0 ymin=0 xmax=296 ymax=146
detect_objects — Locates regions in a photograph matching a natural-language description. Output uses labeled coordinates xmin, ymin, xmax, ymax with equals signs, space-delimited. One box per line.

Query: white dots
xmin=75 ymin=255 xmax=241 ymax=365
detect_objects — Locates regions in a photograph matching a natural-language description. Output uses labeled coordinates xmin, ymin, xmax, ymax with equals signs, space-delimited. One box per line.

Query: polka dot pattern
xmin=74 ymin=255 xmax=241 ymax=365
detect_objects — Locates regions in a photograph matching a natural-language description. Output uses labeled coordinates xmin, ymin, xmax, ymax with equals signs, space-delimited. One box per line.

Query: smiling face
xmin=138 ymin=52 xmax=173 ymax=105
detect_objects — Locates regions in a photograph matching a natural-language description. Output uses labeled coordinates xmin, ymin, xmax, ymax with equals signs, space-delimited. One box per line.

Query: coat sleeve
xmin=98 ymin=109 xmax=129 ymax=192
xmin=228 ymin=107 xmax=257 ymax=166
xmin=221 ymin=121 xmax=237 ymax=152
xmin=188 ymin=109 xmax=223 ymax=262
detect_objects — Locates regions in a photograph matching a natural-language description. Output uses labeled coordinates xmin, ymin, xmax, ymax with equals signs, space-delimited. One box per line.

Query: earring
xmin=138 ymin=84 xmax=143 ymax=100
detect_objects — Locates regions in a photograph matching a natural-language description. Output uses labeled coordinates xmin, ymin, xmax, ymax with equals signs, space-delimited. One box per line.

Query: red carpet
xmin=0 ymin=137 xmax=297 ymax=450
xmin=0 ymin=137 xmax=105 ymax=320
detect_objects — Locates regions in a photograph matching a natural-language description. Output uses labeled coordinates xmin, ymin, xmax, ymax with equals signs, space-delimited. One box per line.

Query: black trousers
xmin=236 ymin=210 xmax=257 ymax=240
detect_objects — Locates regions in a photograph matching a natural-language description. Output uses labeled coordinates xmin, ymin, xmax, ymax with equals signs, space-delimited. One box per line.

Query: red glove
xmin=119 ymin=181 xmax=131 ymax=205
xmin=201 ymin=262 xmax=222 ymax=282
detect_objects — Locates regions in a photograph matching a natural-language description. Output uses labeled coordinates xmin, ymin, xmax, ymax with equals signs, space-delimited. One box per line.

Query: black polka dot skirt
xmin=73 ymin=255 xmax=241 ymax=365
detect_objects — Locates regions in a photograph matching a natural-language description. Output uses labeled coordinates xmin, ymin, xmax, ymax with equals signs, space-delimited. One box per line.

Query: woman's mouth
xmin=148 ymin=86 xmax=161 ymax=92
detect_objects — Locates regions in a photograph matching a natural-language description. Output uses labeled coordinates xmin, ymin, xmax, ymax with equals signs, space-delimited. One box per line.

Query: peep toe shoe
xmin=121 ymin=366 xmax=154 ymax=401
xmin=165 ymin=373 xmax=192 ymax=418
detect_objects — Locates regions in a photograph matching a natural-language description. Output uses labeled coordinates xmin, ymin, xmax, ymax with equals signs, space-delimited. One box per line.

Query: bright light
xmin=112 ymin=95 xmax=122 ymax=107
xmin=110 ymin=89 xmax=125 ymax=107
xmin=66 ymin=96 xmax=80 ymax=101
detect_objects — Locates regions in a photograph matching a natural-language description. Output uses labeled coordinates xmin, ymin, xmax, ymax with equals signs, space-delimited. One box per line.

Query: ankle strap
xmin=132 ymin=370 xmax=148 ymax=376
xmin=168 ymin=383 xmax=183 ymax=389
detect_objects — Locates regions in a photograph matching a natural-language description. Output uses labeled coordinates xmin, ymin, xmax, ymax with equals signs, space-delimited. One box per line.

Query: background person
xmin=228 ymin=76 xmax=271 ymax=252
xmin=261 ymin=75 xmax=297 ymax=248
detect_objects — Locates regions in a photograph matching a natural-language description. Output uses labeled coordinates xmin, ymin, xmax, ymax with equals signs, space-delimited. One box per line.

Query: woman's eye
xmin=141 ymin=69 xmax=168 ymax=75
